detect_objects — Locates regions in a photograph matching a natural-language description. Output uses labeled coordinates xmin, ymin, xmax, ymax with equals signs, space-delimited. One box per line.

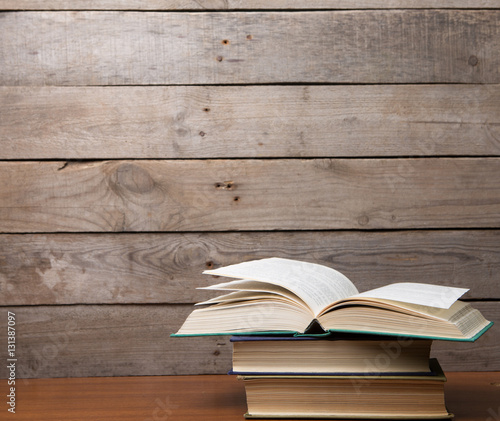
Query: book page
xmin=203 ymin=258 xmax=359 ymax=316
xmin=200 ymin=280 xmax=309 ymax=309
xmin=195 ymin=290 xmax=304 ymax=307
xmin=353 ymin=282 xmax=469 ymax=309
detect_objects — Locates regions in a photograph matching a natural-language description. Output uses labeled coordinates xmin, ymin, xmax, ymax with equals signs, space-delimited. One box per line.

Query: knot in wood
xmin=357 ymin=214 xmax=370 ymax=226
xmin=107 ymin=163 xmax=165 ymax=207
xmin=113 ymin=163 xmax=156 ymax=194
xmin=468 ymin=55 xmax=479 ymax=67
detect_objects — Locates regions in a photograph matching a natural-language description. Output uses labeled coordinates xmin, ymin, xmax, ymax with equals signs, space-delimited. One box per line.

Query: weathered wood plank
xmin=1 ymin=302 xmax=497 ymax=378
xmin=3 ymin=1 xmax=500 ymax=10
xmin=4 ymin=305 xmax=232 ymax=378
xmin=1 ymin=159 xmax=500 ymax=232
xmin=1 ymin=11 xmax=498 ymax=85
xmin=1 ymin=231 xmax=500 ymax=306
xmin=2 ymin=85 xmax=500 ymax=159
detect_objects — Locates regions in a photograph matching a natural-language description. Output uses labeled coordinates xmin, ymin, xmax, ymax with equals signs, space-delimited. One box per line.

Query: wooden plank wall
xmin=0 ymin=1 xmax=499 ymax=378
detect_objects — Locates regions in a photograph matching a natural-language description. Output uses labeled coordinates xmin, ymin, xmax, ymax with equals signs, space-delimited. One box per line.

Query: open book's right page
xmin=351 ymin=283 xmax=469 ymax=309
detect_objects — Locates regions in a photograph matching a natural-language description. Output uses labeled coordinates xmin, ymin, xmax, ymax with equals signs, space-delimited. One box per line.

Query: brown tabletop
xmin=4 ymin=372 xmax=500 ymax=420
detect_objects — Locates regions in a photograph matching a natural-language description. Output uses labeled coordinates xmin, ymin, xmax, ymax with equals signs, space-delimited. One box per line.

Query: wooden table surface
xmin=4 ymin=372 xmax=500 ymax=420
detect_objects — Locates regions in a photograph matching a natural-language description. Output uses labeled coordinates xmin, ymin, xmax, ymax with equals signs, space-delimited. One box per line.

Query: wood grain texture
xmin=1 ymin=231 xmax=500 ymax=306
xmin=3 ymin=373 xmax=500 ymax=421
xmin=1 ymin=159 xmax=500 ymax=232
xmin=1 ymin=305 xmax=232 ymax=378
xmin=1 ymin=11 xmax=499 ymax=85
xmin=5 ymin=375 xmax=247 ymax=421
xmin=1 ymin=4 xmax=498 ymax=382
xmin=0 ymin=303 xmax=497 ymax=378
xmin=2 ymin=85 xmax=500 ymax=159
xmin=3 ymin=0 xmax=500 ymax=10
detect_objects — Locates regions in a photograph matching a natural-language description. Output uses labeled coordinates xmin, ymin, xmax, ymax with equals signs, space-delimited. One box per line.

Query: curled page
xmin=354 ymin=282 xmax=469 ymax=309
xmin=203 ymin=257 xmax=358 ymax=317
xmin=199 ymin=280 xmax=309 ymax=309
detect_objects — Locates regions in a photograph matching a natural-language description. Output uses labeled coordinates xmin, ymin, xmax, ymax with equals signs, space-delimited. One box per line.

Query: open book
xmin=173 ymin=257 xmax=492 ymax=341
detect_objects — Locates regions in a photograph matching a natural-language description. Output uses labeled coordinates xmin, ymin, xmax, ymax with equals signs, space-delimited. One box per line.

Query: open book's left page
xmin=203 ymin=258 xmax=359 ymax=317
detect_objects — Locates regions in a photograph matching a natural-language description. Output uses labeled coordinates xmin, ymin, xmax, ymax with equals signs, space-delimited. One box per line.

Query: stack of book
xmin=231 ymin=335 xmax=449 ymax=419
xmin=173 ymin=257 xmax=493 ymax=419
